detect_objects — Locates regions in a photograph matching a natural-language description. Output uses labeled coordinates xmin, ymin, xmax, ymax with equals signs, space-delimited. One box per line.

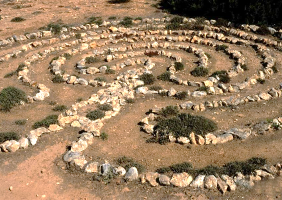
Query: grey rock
xmin=85 ymin=162 xmax=100 ymax=173
xmin=158 ymin=174 xmax=171 ymax=186
xmin=213 ymin=133 xmax=233 ymax=144
xmin=146 ymin=172 xmax=159 ymax=187
xmin=226 ymin=128 xmax=251 ymax=140
xmin=63 ymin=151 xmax=82 ymax=162
xmin=190 ymin=175 xmax=205 ymax=188
xmin=113 ymin=166 xmax=126 ymax=176
xmin=191 ymin=91 xmax=207 ymax=97
xmin=125 ymin=167 xmax=139 ymax=181
xmin=102 ymin=163 xmax=112 ymax=176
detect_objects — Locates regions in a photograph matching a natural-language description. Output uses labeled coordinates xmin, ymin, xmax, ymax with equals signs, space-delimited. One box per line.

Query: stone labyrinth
xmin=1 ymin=17 xmax=282 ymax=194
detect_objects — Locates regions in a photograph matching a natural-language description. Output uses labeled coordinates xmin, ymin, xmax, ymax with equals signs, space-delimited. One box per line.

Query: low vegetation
xmin=100 ymin=132 xmax=109 ymax=141
xmin=11 ymin=17 xmax=26 ymax=22
xmin=52 ymin=75 xmax=65 ymax=83
xmin=15 ymin=119 xmax=27 ymax=125
xmin=85 ymin=56 xmax=98 ymax=64
xmin=211 ymin=70 xmax=230 ymax=83
xmin=157 ymin=72 xmax=171 ymax=81
xmin=97 ymin=104 xmax=113 ymax=111
xmin=174 ymin=62 xmax=184 ymax=71
xmin=0 ymin=132 xmax=20 ymax=143
xmin=87 ymin=16 xmax=103 ymax=25
xmin=140 ymin=73 xmax=155 ymax=85
xmin=32 ymin=115 xmax=58 ymax=129
xmin=52 ymin=105 xmax=67 ymax=112
xmin=119 ymin=17 xmax=133 ymax=28
xmin=191 ymin=67 xmax=209 ymax=77
xmin=86 ymin=109 xmax=105 ymax=120
xmin=116 ymin=156 xmax=145 ymax=173
xmin=0 ymin=87 xmax=27 ymax=112
xmin=109 ymin=0 xmax=131 ymax=3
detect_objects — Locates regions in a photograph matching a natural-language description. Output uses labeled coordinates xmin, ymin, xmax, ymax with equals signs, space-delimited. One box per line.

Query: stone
xmin=203 ymin=80 xmax=213 ymax=87
xmin=191 ymin=91 xmax=207 ymax=97
xmin=71 ymin=155 xmax=87 ymax=169
xmin=48 ymin=124 xmax=63 ymax=132
xmin=71 ymin=121 xmax=81 ymax=127
xmin=196 ymin=135 xmax=205 ymax=145
xmin=63 ymin=151 xmax=82 ymax=162
xmin=177 ymin=137 xmax=190 ymax=144
xmin=226 ymin=128 xmax=251 ymax=140
xmin=189 ymin=132 xmax=197 ymax=144
xmin=113 ymin=166 xmax=126 ymax=176
xmin=145 ymin=172 xmax=159 ymax=187
xmin=213 ymin=133 xmax=233 ymax=144
xmin=217 ymin=177 xmax=228 ymax=194
xmin=259 ymin=92 xmax=272 ymax=101
xmin=255 ymin=169 xmax=275 ymax=179
xmin=71 ymin=139 xmax=88 ymax=152
xmin=221 ymin=175 xmax=236 ymax=191
xmin=234 ymin=176 xmax=254 ymax=189
xmin=170 ymin=172 xmax=193 ymax=187
xmin=125 ymin=167 xmax=139 ymax=181
xmin=205 ymin=133 xmax=216 ymax=144
xmin=6 ymin=140 xmax=20 ymax=152
xmin=158 ymin=174 xmax=171 ymax=186
xmin=102 ymin=163 xmax=112 ymax=176
xmin=85 ymin=162 xmax=99 ymax=173
xmin=142 ymin=124 xmax=154 ymax=134
xmin=168 ymin=87 xmax=177 ymax=96
xmin=18 ymin=138 xmax=29 ymax=149
xmin=190 ymin=175 xmax=205 ymax=188
xmin=204 ymin=175 xmax=217 ymax=189
xmin=67 ymin=76 xmax=77 ymax=84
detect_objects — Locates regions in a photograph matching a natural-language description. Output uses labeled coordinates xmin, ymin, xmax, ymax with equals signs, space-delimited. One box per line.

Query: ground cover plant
xmin=32 ymin=115 xmax=58 ymax=129
xmin=0 ymin=87 xmax=27 ymax=112
xmin=0 ymin=132 xmax=20 ymax=143
xmin=86 ymin=109 xmax=105 ymax=120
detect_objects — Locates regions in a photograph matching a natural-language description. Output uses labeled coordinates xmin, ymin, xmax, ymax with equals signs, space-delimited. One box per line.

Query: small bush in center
xmin=0 ymin=132 xmax=20 ymax=143
xmin=32 ymin=115 xmax=58 ymax=129
xmin=0 ymin=87 xmax=27 ymax=112
xmin=86 ymin=109 xmax=105 ymax=120
xmin=140 ymin=73 xmax=155 ymax=85
xmin=174 ymin=62 xmax=184 ymax=71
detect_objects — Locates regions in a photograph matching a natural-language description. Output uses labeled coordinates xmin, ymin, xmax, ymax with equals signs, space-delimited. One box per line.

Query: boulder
xmin=170 ymin=172 xmax=193 ymax=187
xmin=205 ymin=133 xmax=216 ymax=144
xmin=177 ymin=137 xmax=190 ymax=144
xmin=212 ymin=133 xmax=233 ymax=144
xmin=255 ymin=169 xmax=275 ymax=179
xmin=85 ymin=162 xmax=100 ymax=173
xmin=259 ymin=92 xmax=272 ymax=101
xmin=71 ymin=139 xmax=88 ymax=152
xmin=191 ymin=91 xmax=207 ymax=97
xmin=6 ymin=140 xmax=20 ymax=152
xmin=63 ymin=151 xmax=82 ymax=162
xmin=189 ymin=132 xmax=197 ymax=144
xmin=145 ymin=172 xmax=159 ymax=187
xmin=158 ymin=174 xmax=171 ymax=186
xmin=125 ymin=167 xmax=139 ymax=181
xmin=190 ymin=175 xmax=205 ymax=188
xmin=113 ymin=166 xmax=126 ymax=176
xmin=217 ymin=177 xmax=228 ymax=194
xmin=101 ymin=163 xmax=112 ymax=176
xmin=48 ymin=124 xmax=63 ymax=132
xmin=168 ymin=87 xmax=177 ymax=96
xmin=204 ymin=175 xmax=217 ymax=189
xmin=18 ymin=138 xmax=29 ymax=149
xmin=226 ymin=128 xmax=251 ymax=140
xmin=196 ymin=135 xmax=205 ymax=145
xmin=221 ymin=175 xmax=236 ymax=191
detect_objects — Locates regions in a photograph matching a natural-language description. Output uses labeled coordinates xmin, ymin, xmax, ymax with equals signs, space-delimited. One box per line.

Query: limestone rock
xmin=204 ymin=175 xmax=217 ymax=189
xmin=18 ymin=138 xmax=29 ymax=149
xmin=221 ymin=175 xmax=236 ymax=191
xmin=6 ymin=140 xmax=20 ymax=152
xmin=177 ymin=137 xmax=190 ymax=144
xmin=48 ymin=124 xmax=63 ymax=132
xmin=189 ymin=132 xmax=197 ymax=144
xmin=125 ymin=167 xmax=139 ymax=181
xmin=158 ymin=174 xmax=171 ymax=186
xmin=190 ymin=175 xmax=205 ymax=188
xmin=113 ymin=166 xmax=126 ymax=176
xmin=217 ymin=177 xmax=228 ymax=194
xmin=145 ymin=172 xmax=159 ymax=187
xmin=170 ymin=172 xmax=193 ymax=187
xmin=213 ymin=133 xmax=233 ymax=144
xmin=85 ymin=162 xmax=99 ymax=173
xmin=63 ymin=151 xmax=82 ymax=162
xmin=71 ymin=139 xmax=88 ymax=152
xmin=196 ymin=135 xmax=205 ymax=145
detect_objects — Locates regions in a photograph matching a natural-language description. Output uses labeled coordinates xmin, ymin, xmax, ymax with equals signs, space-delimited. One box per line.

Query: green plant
xmin=98 ymin=104 xmax=113 ymax=111
xmin=119 ymin=17 xmax=133 ymax=28
xmin=52 ymin=75 xmax=65 ymax=83
xmin=32 ymin=115 xmax=58 ymax=129
xmin=108 ymin=16 xmax=117 ymax=20
xmin=116 ymin=156 xmax=145 ymax=173
xmin=197 ymin=86 xmax=209 ymax=92
xmin=205 ymin=53 xmax=212 ymax=59
xmin=63 ymin=53 xmax=72 ymax=60
xmin=100 ymin=132 xmax=108 ymax=140
xmin=155 ymin=113 xmax=217 ymax=143
xmin=15 ymin=119 xmax=27 ymax=125
xmin=47 ymin=23 xmax=62 ymax=34
xmin=170 ymin=162 xmax=193 ymax=173
xmin=191 ymin=67 xmax=209 ymax=77
xmin=257 ymin=78 xmax=265 ymax=84
xmin=76 ymin=98 xmax=83 ymax=102
xmin=109 ymin=0 xmax=131 ymax=3
xmin=49 ymin=101 xmax=57 ymax=105
xmin=135 ymin=17 xmax=142 ymax=20
xmin=159 ymin=105 xmax=179 ymax=118
xmin=149 ymin=86 xmax=163 ymax=91
xmin=75 ymin=33 xmax=82 ymax=39
xmin=157 ymin=72 xmax=171 ymax=81
xmin=215 ymin=18 xmax=229 ymax=27
xmin=4 ymin=71 xmax=17 ymax=78
xmin=86 ymin=109 xmax=105 ymax=120
xmin=87 ymin=16 xmax=103 ymax=25
xmin=126 ymin=98 xmax=135 ymax=103
xmin=94 ymin=77 xmax=107 ymax=82
xmin=256 ymin=25 xmax=271 ymax=35
xmin=0 ymin=87 xmax=27 ymax=112
xmin=140 ymin=73 xmax=155 ymax=85
xmin=211 ymin=70 xmax=230 ymax=83
xmin=52 ymin=105 xmax=67 ymax=112
xmin=11 ymin=17 xmax=26 ymax=22
xmin=174 ymin=62 xmax=184 ymax=71
xmin=216 ymin=44 xmax=228 ymax=51
xmin=105 ymin=68 xmax=115 ymax=74
xmin=156 ymin=167 xmax=171 ymax=174
xmin=85 ymin=56 xmax=98 ymax=64
xmin=175 ymin=91 xmax=188 ymax=100
xmin=0 ymin=132 xmax=20 ymax=143
xmin=241 ymin=64 xmax=249 ymax=71
xmin=272 ymin=66 xmax=278 ymax=73
xmin=196 ymin=165 xmax=223 ymax=175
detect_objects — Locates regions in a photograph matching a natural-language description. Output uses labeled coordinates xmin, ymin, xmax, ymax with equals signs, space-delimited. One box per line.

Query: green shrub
xmin=100 ymin=132 xmax=108 ymax=140
xmin=159 ymin=105 xmax=179 ymax=118
xmin=32 ymin=115 xmax=58 ymax=129
xmin=175 ymin=91 xmax=188 ymax=100
xmin=174 ymin=62 xmax=184 ymax=71
xmin=0 ymin=132 xmax=20 ymax=143
xmin=105 ymin=68 xmax=115 ymax=74
xmin=241 ymin=64 xmax=249 ymax=71
xmin=155 ymin=113 xmax=217 ymax=143
xmin=75 ymin=33 xmax=82 ymax=39
xmin=94 ymin=77 xmax=107 ymax=82
xmin=47 ymin=23 xmax=62 ymax=34
xmin=63 ymin=53 xmax=72 ymax=60
xmin=11 ymin=17 xmax=26 ymax=22
xmin=85 ymin=56 xmax=98 ymax=64
xmin=171 ymin=16 xmax=184 ymax=24
xmin=272 ymin=66 xmax=278 ymax=73
xmin=98 ymin=104 xmax=113 ymax=111
xmin=156 ymin=167 xmax=171 ymax=174
xmin=0 ymin=87 xmax=27 ymax=112
xmin=215 ymin=18 xmax=229 ymax=27
xmin=257 ymin=78 xmax=265 ymax=84
xmin=144 ymin=51 xmax=159 ymax=57
xmin=86 ymin=109 xmax=105 ymax=120
xmin=149 ymin=86 xmax=163 ymax=91
xmin=191 ymin=66 xmax=209 ymax=77
xmin=170 ymin=162 xmax=193 ymax=173
xmin=15 ymin=119 xmax=27 ymax=125
xmin=4 ymin=71 xmax=17 ymax=78
xmin=52 ymin=75 xmax=65 ymax=83
xmin=116 ymin=156 xmax=145 ymax=173
xmin=196 ymin=165 xmax=223 ymax=176
xmin=211 ymin=70 xmax=230 ymax=83
xmin=140 ymin=73 xmax=155 ymax=85
xmin=135 ymin=17 xmax=142 ymax=20
xmin=87 ymin=16 xmax=102 ymax=25
xmin=197 ymin=86 xmax=209 ymax=92
xmin=109 ymin=0 xmax=131 ymax=3
xmin=157 ymin=72 xmax=171 ymax=81
xmin=126 ymin=98 xmax=135 ymax=103
xmin=76 ymin=98 xmax=83 ymax=102
xmin=49 ymin=101 xmax=57 ymax=105
xmin=52 ymin=105 xmax=67 ymax=112
xmin=119 ymin=17 xmax=133 ymax=28
xmin=256 ymin=26 xmax=271 ymax=35
xmin=205 ymin=53 xmax=212 ymax=59
xmin=216 ymin=44 xmax=228 ymax=51
xmin=108 ymin=16 xmax=117 ymax=20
